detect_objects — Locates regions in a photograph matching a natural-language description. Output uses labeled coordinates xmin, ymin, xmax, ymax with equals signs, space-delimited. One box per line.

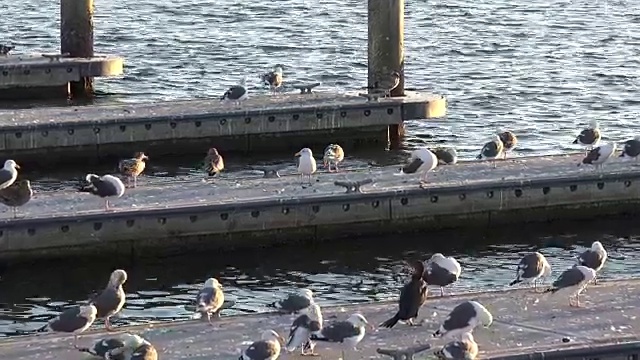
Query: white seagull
xmin=310 ymin=313 xmax=370 ymax=360
xmin=285 ymin=303 xmax=323 ymax=356
xmin=79 ymin=174 xmax=126 ymax=211
xmin=433 ymin=300 xmax=493 ymax=341
xmin=295 ymin=148 xmax=317 ymax=185
xmin=0 ymin=159 xmax=20 ymax=190
xmin=423 ymin=253 xmax=462 ymax=296
xmin=545 ymin=265 xmax=597 ymax=307
xmin=221 ymin=77 xmax=249 ymax=106
xmin=401 ymin=147 xmax=438 ymax=184
xmin=577 ymin=142 xmax=616 ymax=170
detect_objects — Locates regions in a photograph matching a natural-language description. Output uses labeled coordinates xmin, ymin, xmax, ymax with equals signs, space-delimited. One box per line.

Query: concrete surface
xmin=0 ymin=153 xmax=639 ymax=259
xmin=0 ymin=279 xmax=638 ymax=359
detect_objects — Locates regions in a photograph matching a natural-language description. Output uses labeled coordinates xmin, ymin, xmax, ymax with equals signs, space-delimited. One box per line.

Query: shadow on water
xmin=0 ymin=217 xmax=639 ymax=336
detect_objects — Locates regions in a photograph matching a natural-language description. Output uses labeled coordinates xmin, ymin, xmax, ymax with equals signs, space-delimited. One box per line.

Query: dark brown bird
xmin=204 ymin=147 xmax=225 ymax=176
xmin=261 ymin=65 xmax=284 ymax=94
xmin=380 ymin=260 xmax=428 ymax=328
xmin=0 ymin=179 xmax=32 ymax=218
xmin=498 ymin=131 xmax=517 ymax=159
xmin=118 ymin=152 xmax=148 ymax=188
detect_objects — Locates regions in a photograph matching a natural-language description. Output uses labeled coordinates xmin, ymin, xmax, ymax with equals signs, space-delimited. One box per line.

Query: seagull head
xmin=591 ymin=241 xmax=606 ymax=255
xmin=348 ymin=313 xmax=370 ymax=328
xmin=273 ymin=64 xmax=285 ymax=75
xmin=207 ymin=147 xmax=220 ymax=156
xmin=4 ymin=159 xmax=19 ymax=170
xmin=85 ymin=174 xmax=100 ymax=183
xmin=109 ymin=269 xmax=128 ymax=287
xmin=295 ymin=148 xmax=313 ymax=158
xmin=589 ymin=120 xmax=599 ymax=129
xmin=261 ymin=329 xmax=285 ymax=345
xmin=299 ymin=288 xmax=314 ymax=300
xmin=119 ymin=333 xmax=147 ymax=349
xmin=239 ymin=76 xmax=248 ymax=87
xmin=204 ymin=277 xmax=222 ymax=289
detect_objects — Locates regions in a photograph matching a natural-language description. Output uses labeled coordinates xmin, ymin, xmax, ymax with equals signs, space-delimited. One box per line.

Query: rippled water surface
xmin=0 ymin=0 xmax=640 ymax=337
xmin=2 ymin=0 xmax=640 ymax=158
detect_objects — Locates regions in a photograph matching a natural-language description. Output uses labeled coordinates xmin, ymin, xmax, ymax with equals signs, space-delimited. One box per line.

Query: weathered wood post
xmin=61 ymin=0 xmax=95 ymax=98
xmin=368 ymin=0 xmax=405 ymax=147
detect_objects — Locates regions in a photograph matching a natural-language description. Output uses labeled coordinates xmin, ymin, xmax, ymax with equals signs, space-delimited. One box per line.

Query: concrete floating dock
xmin=0 ymin=90 xmax=445 ymax=165
xmin=0 ymin=153 xmax=639 ymax=260
xmin=0 ymin=54 xmax=124 ymax=100
xmin=1 ymin=280 xmax=639 ymax=359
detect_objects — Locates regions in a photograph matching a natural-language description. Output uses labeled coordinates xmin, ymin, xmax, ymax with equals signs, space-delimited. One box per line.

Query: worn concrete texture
xmin=0 ymin=280 xmax=638 ymax=359
xmin=1 ymin=152 xmax=637 ymax=221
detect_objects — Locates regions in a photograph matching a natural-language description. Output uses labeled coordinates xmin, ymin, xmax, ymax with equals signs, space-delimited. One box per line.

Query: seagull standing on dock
xmin=380 ymin=260 xmax=428 ymax=328
xmin=431 ymin=147 xmax=458 ymax=165
xmin=286 ymin=303 xmax=323 ymax=356
xmin=195 ymin=277 xmax=225 ymax=325
xmin=240 ymin=329 xmax=285 ymax=360
xmin=0 ymin=45 xmax=14 ymax=55
xmin=261 ymin=65 xmax=284 ymax=94
xmin=323 ymin=144 xmax=345 ymax=172
xmin=295 ymin=148 xmax=317 ymax=185
xmin=576 ymin=241 xmax=607 ymax=284
xmin=310 ymin=313 xmax=370 ymax=360
xmin=545 ymin=265 xmax=596 ymax=307
xmin=401 ymin=147 xmax=438 ymax=185
xmin=433 ymin=300 xmax=493 ymax=341
xmin=118 ymin=152 xmax=148 ymax=188
xmin=476 ymin=135 xmax=504 ymax=168
xmin=0 ymin=179 xmax=32 ymax=218
xmin=620 ymin=136 xmax=640 ymax=161
xmin=204 ymin=147 xmax=225 ymax=177
xmin=0 ymin=160 xmax=20 ymax=190
xmin=370 ymin=71 xmax=401 ymax=97
xmin=106 ymin=333 xmax=158 ymax=360
xmin=221 ymin=77 xmax=249 ymax=106
xmin=434 ymin=332 xmax=479 ymax=360
xmin=509 ymin=252 xmax=552 ymax=292
xmin=423 ymin=253 xmax=462 ymax=296
xmin=498 ymin=130 xmax=518 ymax=159
xmin=39 ymin=304 xmax=97 ymax=348
xmin=573 ymin=120 xmax=601 ymax=153
xmin=79 ymin=174 xmax=126 ymax=211
xmin=272 ymin=288 xmax=315 ymax=314
xmin=577 ymin=143 xmax=616 ymax=170
xmin=90 ymin=269 xmax=127 ymax=331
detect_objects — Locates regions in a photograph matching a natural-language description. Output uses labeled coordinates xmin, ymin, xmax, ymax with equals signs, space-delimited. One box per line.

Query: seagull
xmin=118 ymin=152 xmax=148 ymax=188
xmin=577 ymin=142 xmax=616 ymax=170
xmin=423 ymin=253 xmax=462 ymax=296
xmin=38 ymin=304 xmax=97 ymax=348
xmin=433 ymin=300 xmax=493 ymax=341
xmin=0 ymin=160 xmax=20 ymax=190
xmin=271 ymin=288 xmax=315 ymax=314
xmin=370 ymin=71 xmax=401 ymax=97
xmin=261 ymin=65 xmax=284 ymax=94
xmin=401 ymin=147 xmax=438 ymax=185
xmin=89 ymin=269 xmax=128 ymax=331
xmin=0 ymin=179 xmax=32 ymax=218
xmin=204 ymin=147 xmax=225 ymax=177
xmin=195 ymin=277 xmax=225 ymax=325
xmin=620 ymin=136 xmax=640 ymax=161
xmin=106 ymin=333 xmax=158 ymax=360
xmin=434 ymin=332 xmax=479 ymax=360
xmin=295 ymin=148 xmax=317 ymax=185
xmin=380 ymin=260 xmax=428 ymax=328
xmin=509 ymin=252 xmax=552 ymax=292
xmin=79 ymin=174 xmax=126 ymax=211
xmin=431 ymin=147 xmax=458 ymax=165
xmin=498 ymin=130 xmax=518 ymax=159
xmin=323 ymin=144 xmax=345 ymax=172
xmin=0 ymin=45 xmax=14 ymax=55
xmin=221 ymin=77 xmax=248 ymax=106
xmin=240 ymin=329 xmax=285 ymax=360
xmin=476 ymin=135 xmax=504 ymax=168
xmin=545 ymin=265 xmax=597 ymax=307
xmin=310 ymin=313 xmax=370 ymax=360
xmin=573 ymin=120 xmax=601 ymax=153
xmin=285 ymin=303 xmax=323 ymax=356
xmin=576 ymin=241 xmax=607 ymax=284
xmin=75 ymin=335 xmax=125 ymax=359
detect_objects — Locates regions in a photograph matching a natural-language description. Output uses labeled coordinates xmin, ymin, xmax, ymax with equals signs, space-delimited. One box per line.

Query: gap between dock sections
xmin=0 ymin=279 xmax=638 ymax=359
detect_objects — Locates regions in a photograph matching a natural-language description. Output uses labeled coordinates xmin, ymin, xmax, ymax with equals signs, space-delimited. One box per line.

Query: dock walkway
xmin=0 ymin=280 xmax=638 ymax=359
xmin=1 ymin=153 xmax=640 ymax=259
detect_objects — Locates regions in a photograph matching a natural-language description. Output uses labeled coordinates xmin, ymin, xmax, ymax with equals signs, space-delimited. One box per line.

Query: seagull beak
xmin=294 ymin=151 xmax=301 ymax=157
xmin=14 ymin=164 xmax=20 ymax=169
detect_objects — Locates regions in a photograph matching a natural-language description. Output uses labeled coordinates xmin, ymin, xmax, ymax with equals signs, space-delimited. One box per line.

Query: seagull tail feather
xmin=379 ymin=314 xmax=400 ymax=328
xmin=309 ymin=334 xmax=331 ymax=342
xmin=476 ymin=154 xmax=482 ymax=160
xmin=509 ymin=278 xmax=521 ymax=286
xmin=36 ymin=324 xmax=48 ymax=332
xmin=432 ymin=329 xmax=442 ymax=338
xmin=433 ymin=348 xmax=446 ymax=359
xmin=572 ymin=138 xmax=579 ymax=144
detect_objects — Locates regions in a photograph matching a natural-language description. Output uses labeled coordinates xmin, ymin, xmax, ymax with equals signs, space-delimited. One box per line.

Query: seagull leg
xmin=104 ymin=199 xmax=110 ymax=211
xmin=335 ymin=163 xmax=340 ymax=172
xmin=133 ymin=175 xmax=137 ymax=188
xmin=73 ymin=334 xmax=80 ymax=349
xmin=440 ymin=287 xmax=445 ymax=297
xmin=105 ymin=317 xmax=115 ymax=331
xmin=206 ymin=312 xmax=213 ymax=325
xmin=12 ymin=207 xmax=17 ymax=219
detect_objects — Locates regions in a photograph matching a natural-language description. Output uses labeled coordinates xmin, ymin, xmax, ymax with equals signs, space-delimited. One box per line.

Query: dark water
xmin=0 ymin=219 xmax=638 ymax=337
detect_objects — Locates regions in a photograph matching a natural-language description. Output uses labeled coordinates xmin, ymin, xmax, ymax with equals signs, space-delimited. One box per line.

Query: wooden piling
xmin=368 ymin=0 xmax=405 ymax=147
xmin=60 ymin=0 xmax=95 ymax=98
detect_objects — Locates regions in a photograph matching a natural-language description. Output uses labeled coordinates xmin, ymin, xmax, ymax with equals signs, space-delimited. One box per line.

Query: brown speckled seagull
xmin=261 ymin=65 xmax=284 ymax=95
xmin=90 ymin=269 xmax=127 ymax=331
xmin=323 ymin=144 xmax=345 ymax=172
xmin=118 ymin=152 xmax=148 ymax=188
xmin=435 ymin=332 xmax=479 ymax=360
xmin=0 ymin=179 xmax=32 ymax=218
xmin=204 ymin=147 xmax=225 ymax=177
xmin=195 ymin=277 xmax=225 ymax=325
xmin=106 ymin=333 xmax=158 ymax=360
xmin=498 ymin=130 xmax=517 ymax=159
